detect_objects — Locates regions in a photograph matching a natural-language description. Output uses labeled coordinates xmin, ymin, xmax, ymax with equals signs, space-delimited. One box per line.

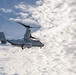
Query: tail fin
xmin=0 ymin=32 xmax=6 ymax=44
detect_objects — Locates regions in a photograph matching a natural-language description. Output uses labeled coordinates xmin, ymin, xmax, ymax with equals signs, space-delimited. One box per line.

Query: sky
xmin=0 ymin=0 xmax=66 ymax=39
xmin=0 ymin=0 xmax=38 ymax=22
xmin=0 ymin=0 xmax=39 ymax=39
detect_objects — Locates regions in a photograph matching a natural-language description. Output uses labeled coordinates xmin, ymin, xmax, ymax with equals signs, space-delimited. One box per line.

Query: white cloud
xmin=36 ymin=0 xmax=43 ymax=5
xmin=9 ymin=17 xmax=21 ymax=21
xmin=0 ymin=8 xmax=13 ymax=13
xmin=9 ymin=17 xmax=39 ymax=25
xmin=14 ymin=2 xmax=32 ymax=12
xmin=13 ymin=0 xmax=70 ymax=29
xmin=1 ymin=0 xmax=76 ymax=75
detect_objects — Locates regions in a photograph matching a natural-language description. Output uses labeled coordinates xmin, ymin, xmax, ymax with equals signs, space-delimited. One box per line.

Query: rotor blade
xmin=16 ymin=21 xmax=40 ymax=28
xmin=30 ymin=35 xmax=38 ymax=39
xmin=16 ymin=22 xmax=32 ymax=28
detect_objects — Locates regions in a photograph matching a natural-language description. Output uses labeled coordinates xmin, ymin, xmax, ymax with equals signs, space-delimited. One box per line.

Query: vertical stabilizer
xmin=0 ymin=32 xmax=6 ymax=44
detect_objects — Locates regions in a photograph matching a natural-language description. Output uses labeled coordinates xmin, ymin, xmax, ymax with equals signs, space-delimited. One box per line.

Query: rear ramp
xmin=0 ymin=32 xmax=6 ymax=44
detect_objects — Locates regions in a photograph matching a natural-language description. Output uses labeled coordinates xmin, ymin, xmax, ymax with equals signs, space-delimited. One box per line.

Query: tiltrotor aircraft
xmin=0 ymin=22 xmax=44 ymax=49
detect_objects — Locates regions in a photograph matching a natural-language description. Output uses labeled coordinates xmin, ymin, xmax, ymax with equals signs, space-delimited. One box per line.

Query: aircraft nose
xmin=41 ymin=43 xmax=44 ymax=47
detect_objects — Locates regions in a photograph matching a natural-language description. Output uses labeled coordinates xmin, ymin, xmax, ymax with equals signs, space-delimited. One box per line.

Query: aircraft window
xmin=33 ymin=40 xmax=39 ymax=43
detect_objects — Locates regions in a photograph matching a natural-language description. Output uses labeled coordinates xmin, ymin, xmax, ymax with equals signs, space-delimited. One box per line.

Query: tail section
xmin=0 ymin=32 xmax=6 ymax=44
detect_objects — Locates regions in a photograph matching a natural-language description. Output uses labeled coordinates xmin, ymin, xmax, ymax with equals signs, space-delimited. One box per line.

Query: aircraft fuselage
xmin=7 ymin=39 xmax=44 ymax=49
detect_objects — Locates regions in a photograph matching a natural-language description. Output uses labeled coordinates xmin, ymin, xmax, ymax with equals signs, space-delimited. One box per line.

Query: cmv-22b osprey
xmin=0 ymin=22 xmax=44 ymax=49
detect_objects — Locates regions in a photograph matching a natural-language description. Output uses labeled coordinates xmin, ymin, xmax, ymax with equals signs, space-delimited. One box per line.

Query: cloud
xmin=9 ymin=17 xmax=39 ymax=25
xmin=1 ymin=0 xmax=76 ymax=75
xmin=12 ymin=0 xmax=70 ymax=29
xmin=14 ymin=2 xmax=32 ymax=12
xmin=36 ymin=0 xmax=44 ymax=5
xmin=0 ymin=8 xmax=13 ymax=13
xmin=8 ymin=3 xmax=37 ymax=25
